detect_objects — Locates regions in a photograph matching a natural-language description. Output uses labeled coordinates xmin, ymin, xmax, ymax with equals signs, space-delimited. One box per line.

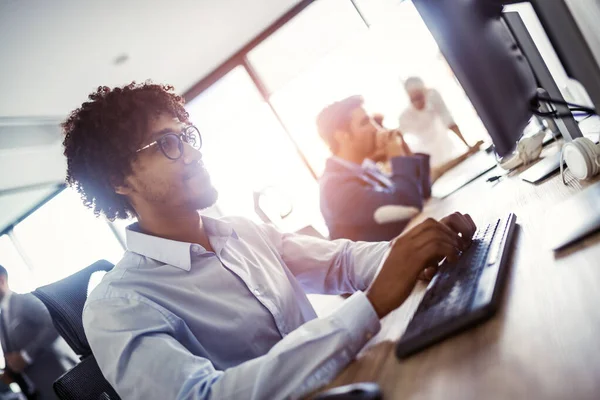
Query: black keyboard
xmin=396 ymin=213 xmax=517 ymax=359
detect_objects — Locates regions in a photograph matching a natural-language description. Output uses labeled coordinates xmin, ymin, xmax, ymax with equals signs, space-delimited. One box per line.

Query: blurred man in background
xmin=318 ymin=96 xmax=431 ymax=242
xmin=0 ymin=265 xmax=77 ymax=400
xmin=399 ymin=76 xmax=482 ymax=171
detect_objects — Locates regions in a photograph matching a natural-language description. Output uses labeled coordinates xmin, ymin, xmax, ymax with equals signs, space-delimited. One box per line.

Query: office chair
xmin=33 ymin=260 xmax=121 ymax=400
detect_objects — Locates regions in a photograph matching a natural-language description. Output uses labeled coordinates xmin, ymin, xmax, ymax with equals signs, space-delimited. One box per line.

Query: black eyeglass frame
xmin=135 ymin=125 xmax=202 ymax=160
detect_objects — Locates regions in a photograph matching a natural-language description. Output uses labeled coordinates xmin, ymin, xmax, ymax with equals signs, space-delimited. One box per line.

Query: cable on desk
xmin=531 ymin=109 xmax=594 ymax=119
xmin=536 ymin=95 xmax=597 ymax=114
xmin=531 ymin=94 xmax=598 ymax=120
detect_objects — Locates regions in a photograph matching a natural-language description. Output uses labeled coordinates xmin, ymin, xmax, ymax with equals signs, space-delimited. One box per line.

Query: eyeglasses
xmin=136 ymin=125 xmax=202 ymax=160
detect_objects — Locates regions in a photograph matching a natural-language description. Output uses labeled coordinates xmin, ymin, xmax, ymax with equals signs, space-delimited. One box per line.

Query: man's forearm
xmin=87 ymin=293 xmax=381 ymax=400
xmin=449 ymin=124 xmax=470 ymax=147
xmin=205 ymin=292 xmax=381 ymax=399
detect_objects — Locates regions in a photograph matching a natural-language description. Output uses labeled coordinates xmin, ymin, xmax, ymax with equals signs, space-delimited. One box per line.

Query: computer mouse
xmin=313 ymin=382 xmax=382 ymax=400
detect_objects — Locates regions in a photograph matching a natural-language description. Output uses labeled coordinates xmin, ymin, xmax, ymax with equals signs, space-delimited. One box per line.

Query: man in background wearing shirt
xmin=318 ymin=96 xmax=431 ymax=242
xmin=0 ymin=265 xmax=77 ymax=399
xmin=399 ymin=76 xmax=483 ymax=176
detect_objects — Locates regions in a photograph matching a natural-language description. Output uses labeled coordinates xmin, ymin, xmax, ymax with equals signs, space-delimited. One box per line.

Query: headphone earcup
xmin=585 ymin=139 xmax=600 ymax=176
xmin=562 ymin=138 xmax=599 ymax=180
xmin=593 ymin=141 xmax=600 ymax=171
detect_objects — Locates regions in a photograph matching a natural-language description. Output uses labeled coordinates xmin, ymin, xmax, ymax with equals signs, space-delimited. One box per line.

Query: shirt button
xmin=191 ymin=245 xmax=201 ymax=253
xmin=253 ymin=288 xmax=261 ymax=296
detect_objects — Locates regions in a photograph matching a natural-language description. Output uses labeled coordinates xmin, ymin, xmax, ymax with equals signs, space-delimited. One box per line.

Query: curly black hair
xmin=62 ymin=81 xmax=189 ymax=220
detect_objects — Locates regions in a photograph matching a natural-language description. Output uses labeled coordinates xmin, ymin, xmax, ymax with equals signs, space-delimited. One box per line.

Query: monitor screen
xmin=413 ymin=0 xmax=538 ymax=157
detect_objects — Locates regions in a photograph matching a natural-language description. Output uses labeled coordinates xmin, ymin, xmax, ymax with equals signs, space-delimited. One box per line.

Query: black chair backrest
xmin=33 ymin=260 xmax=120 ymax=400
xmin=53 ymin=355 xmax=120 ymax=400
xmin=32 ymin=259 xmax=114 ymax=357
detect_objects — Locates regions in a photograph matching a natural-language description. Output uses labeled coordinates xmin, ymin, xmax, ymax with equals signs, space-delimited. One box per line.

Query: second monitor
xmin=413 ymin=0 xmax=538 ymax=158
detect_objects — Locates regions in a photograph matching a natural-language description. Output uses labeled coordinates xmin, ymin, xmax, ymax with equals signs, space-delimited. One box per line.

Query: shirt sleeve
xmin=259 ymin=223 xmax=389 ymax=295
xmin=428 ymin=89 xmax=455 ymax=127
xmin=84 ymin=292 xmax=380 ymax=400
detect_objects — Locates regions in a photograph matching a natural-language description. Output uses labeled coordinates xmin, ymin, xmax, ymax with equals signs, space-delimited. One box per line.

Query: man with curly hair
xmin=65 ymin=82 xmax=476 ymax=400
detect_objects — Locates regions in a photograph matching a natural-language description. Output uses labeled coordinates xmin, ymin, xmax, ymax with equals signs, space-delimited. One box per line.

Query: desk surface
xmin=318 ymin=143 xmax=600 ymax=400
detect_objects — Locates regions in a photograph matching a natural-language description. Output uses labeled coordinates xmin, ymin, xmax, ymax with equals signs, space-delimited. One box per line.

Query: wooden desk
xmin=319 ymin=144 xmax=600 ymax=399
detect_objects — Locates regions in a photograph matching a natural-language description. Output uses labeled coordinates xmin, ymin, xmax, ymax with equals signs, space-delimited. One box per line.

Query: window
xmin=252 ymin=0 xmax=488 ymax=175
xmin=186 ymin=66 xmax=326 ymax=235
xmin=0 ymin=235 xmax=35 ymax=293
xmin=12 ymin=188 xmax=124 ymax=286
xmin=247 ymin=0 xmax=367 ymax=95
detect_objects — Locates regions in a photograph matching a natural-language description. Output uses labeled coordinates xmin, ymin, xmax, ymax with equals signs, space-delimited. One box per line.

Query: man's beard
xmin=191 ymin=185 xmax=219 ymax=211
xmin=138 ymin=179 xmax=219 ymax=212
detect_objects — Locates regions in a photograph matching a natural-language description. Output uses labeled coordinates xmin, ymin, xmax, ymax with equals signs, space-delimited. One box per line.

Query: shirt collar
xmin=330 ymin=156 xmax=379 ymax=173
xmin=361 ymin=158 xmax=380 ymax=172
xmin=125 ymin=215 xmax=236 ymax=271
xmin=0 ymin=290 xmax=12 ymax=310
xmin=330 ymin=156 xmax=364 ymax=173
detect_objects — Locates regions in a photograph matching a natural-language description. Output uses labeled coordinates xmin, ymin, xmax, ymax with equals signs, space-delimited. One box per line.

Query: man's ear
xmin=114 ymin=185 xmax=132 ymax=196
xmin=112 ymin=176 xmax=133 ymax=196
xmin=333 ymin=130 xmax=350 ymax=146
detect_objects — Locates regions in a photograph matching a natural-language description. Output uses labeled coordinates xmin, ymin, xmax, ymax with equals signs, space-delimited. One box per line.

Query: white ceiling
xmin=0 ymin=0 xmax=302 ymax=119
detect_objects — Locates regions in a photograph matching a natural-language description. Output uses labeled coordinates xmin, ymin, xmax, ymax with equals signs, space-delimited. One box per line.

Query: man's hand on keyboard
xmin=440 ymin=212 xmax=477 ymax=249
xmin=366 ymin=212 xmax=477 ymax=319
xmin=418 ymin=212 xmax=477 ymax=279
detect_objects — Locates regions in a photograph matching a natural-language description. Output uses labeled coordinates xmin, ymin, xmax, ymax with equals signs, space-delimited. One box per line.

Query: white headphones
xmin=560 ymin=137 xmax=600 ymax=183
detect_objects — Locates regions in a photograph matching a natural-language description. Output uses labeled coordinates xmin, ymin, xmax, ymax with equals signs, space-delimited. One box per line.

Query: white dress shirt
xmin=83 ymin=215 xmax=389 ymax=399
xmin=399 ymin=88 xmax=462 ymax=167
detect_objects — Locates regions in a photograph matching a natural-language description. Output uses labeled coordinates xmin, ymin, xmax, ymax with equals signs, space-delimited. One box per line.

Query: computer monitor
xmin=412 ymin=0 xmax=538 ymax=157
xmin=503 ymin=11 xmax=583 ymax=142
xmin=529 ymin=0 xmax=600 ymax=112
